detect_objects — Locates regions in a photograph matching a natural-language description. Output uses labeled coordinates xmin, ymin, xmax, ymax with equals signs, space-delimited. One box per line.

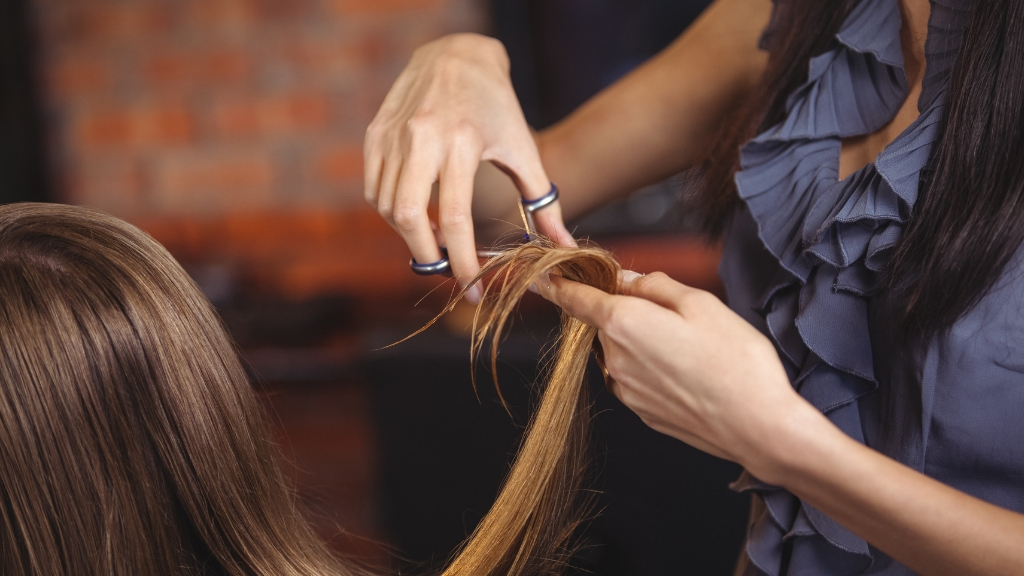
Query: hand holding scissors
xmin=363 ymin=33 xmax=574 ymax=304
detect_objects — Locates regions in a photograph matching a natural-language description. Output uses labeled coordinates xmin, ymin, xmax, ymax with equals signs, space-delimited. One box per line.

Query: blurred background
xmin=1 ymin=0 xmax=751 ymax=573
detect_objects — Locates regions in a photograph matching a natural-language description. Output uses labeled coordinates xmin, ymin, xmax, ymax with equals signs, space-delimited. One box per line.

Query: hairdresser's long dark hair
xmin=704 ymin=0 xmax=1024 ymax=340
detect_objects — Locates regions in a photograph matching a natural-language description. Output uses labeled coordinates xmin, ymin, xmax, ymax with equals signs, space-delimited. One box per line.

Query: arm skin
xmin=475 ymin=0 xmax=772 ymax=231
xmin=539 ymin=0 xmax=771 ymax=221
xmin=534 ymin=270 xmax=1024 ymax=576
xmin=366 ymin=0 xmax=772 ymax=297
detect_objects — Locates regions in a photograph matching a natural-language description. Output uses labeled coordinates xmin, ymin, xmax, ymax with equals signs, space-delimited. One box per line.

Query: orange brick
xmin=151 ymin=149 xmax=276 ymax=212
xmin=283 ymin=35 xmax=387 ymax=72
xmin=65 ymin=157 xmax=143 ymax=212
xmin=204 ymin=51 xmax=251 ymax=80
xmin=46 ymin=56 xmax=113 ymax=99
xmin=191 ymin=0 xmax=312 ymax=30
xmin=218 ymin=212 xmax=295 ymax=258
xmin=76 ymin=105 xmax=194 ymax=148
xmin=145 ymin=49 xmax=251 ymax=87
xmin=190 ymin=0 xmax=258 ymax=29
xmin=214 ymin=94 xmax=331 ymax=138
xmin=330 ymin=0 xmax=445 ymax=15
xmin=313 ymin=146 xmax=363 ymax=182
xmin=57 ymin=3 xmax=174 ymax=46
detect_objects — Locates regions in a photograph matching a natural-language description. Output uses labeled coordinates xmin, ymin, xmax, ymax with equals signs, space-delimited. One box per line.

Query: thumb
xmin=620 ymin=271 xmax=698 ymax=314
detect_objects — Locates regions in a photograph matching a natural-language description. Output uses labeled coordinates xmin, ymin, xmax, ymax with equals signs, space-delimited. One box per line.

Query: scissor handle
xmin=409 ymin=183 xmax=560 ymax=276
xmin=409 ymin=248 xmax=452 ymax=276
xmin=520 ymin=183 xmax=559 ymax=213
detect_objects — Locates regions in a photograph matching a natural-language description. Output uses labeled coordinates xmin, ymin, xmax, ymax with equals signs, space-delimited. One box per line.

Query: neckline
xmin=837 ymin=0 xmax=929 ymax=182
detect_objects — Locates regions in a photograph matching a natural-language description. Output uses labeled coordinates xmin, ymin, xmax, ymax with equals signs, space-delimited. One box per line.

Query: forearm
xmin=760 ymin=404 xmax=1024 ymax=576
xmin=538 ymin=0 xmax=771 ymax=221
xmin=473 ymin=0 xmax=771 ymax=233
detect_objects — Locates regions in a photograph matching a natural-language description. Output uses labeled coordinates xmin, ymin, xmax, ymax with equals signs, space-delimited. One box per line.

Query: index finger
xmin=536 ymin=274 xmax=619 ymax=328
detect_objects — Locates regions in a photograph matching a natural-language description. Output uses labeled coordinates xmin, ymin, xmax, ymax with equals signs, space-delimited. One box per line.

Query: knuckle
xmin=604 ymin=354 xmax=626 ymax=380
xmin=439 ymin=32 xmax=471 ymax=53
xmin=391 ymin=204 xmax=424 ymax=232
xmin=602 ymin=301 xmax=632 ymax=338
xmin=448 ymin=33 xmax=502 ymax=56
xmin=687 ymin=289 xmax=718 ymax=309
xmin=364 ymin=119 xmax=383 ymax=142
xmin=449 ymin=122 xmax=480 ymax=150
xmin=484 ymin=35 xmax=507 ymax=54
xmin=405 ymin=114 xmax=435 ymax=138
xmin=477 ymin=35 xmax=508 ymax=62
xmin=633 ymin=271 xmax=667 ymax=291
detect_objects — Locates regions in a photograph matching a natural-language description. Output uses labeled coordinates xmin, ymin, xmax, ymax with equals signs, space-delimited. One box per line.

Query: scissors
xmin=409 ymin=183 xmax=560 ymax=276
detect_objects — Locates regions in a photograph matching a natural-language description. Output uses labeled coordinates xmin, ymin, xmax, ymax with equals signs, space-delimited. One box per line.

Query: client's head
xmin=0 ymin=203 xmax=360 ymax=576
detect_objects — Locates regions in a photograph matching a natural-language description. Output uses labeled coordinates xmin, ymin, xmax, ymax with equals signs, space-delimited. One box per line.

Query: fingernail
xmin=539 ymin=269 xmax=552 ymax=289
xmin=619 ymin=270 xmax=643 ymax=285
xmin=464 ymin=284 xmax=482 ymax=305
xmin=527 ymin=269 xmax=551 ymax=295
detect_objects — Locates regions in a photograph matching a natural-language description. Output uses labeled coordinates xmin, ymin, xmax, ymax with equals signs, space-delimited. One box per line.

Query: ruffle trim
xmin=732 ymin=0 xmax=969 ymax=574
xmin=755 ymin=0 xmax=906 ymax=144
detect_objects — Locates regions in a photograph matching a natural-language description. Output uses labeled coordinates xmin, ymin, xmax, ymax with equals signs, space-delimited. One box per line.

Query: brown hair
xmin=0 ymin=203 xmax=364 ymax=576
xmin=0 ymin=202 xmax=617 ymax=576
xmin=423 ymin=238 xmax=622 ymax=576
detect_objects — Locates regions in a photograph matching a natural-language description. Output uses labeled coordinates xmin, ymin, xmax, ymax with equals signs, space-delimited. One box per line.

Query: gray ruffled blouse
xmin=720 ymin=0 xmax=1024 ymax=574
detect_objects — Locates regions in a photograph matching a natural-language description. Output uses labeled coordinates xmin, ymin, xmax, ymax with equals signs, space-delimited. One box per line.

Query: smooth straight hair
xmin=0 ymin=203 xmax=366 ymax=576
xmin=0 ymin=203 xmax=618 ymax=576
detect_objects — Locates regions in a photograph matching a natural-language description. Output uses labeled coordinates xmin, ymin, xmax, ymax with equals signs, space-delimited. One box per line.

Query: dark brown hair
xmin=703 ymin=0 xmax=1024 ymax=339
xmin=0 ymin=203 xmax=364 ymax=576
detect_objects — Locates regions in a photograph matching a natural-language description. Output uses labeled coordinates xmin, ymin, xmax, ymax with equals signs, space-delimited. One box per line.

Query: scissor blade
xmin=518 ymin=200 xmax=537 ymax=237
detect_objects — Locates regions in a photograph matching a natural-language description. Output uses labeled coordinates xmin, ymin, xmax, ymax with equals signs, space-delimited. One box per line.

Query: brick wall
xmin=32 ymin=0 xmax=487 ymax=217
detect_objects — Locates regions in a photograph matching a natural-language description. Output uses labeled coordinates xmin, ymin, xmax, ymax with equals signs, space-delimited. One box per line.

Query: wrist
xmin=742 ymin=397 xmax=846 ymax=488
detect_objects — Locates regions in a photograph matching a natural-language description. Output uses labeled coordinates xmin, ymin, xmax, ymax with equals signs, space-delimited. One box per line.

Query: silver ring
xmin=410 ymin=248 xmax=451 ymax=276
xmin=521 ymin=183 xmax=559 ymax=213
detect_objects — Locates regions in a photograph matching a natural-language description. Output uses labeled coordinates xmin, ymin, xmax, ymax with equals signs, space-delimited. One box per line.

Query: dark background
xmin=0 ymin=0 xmax=50 ymax=204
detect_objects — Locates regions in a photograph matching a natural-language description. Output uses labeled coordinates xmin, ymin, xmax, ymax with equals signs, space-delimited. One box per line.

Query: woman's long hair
xmin=0 ymin=202 xmax=619 ymax=576
xmin=702 ymin=0 xmax=1024 ymax=339
xmin=434 ymin=240 xmax=620 ymax=576
xmin=0 ymin=203 xmax=363 ymax=576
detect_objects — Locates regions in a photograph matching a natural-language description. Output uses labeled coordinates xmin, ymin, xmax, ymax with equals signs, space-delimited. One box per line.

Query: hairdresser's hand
xmin=536 ymin=270 xmax=819 ymax=479
xmin=365 ymin=33 xmax=574 ymax=302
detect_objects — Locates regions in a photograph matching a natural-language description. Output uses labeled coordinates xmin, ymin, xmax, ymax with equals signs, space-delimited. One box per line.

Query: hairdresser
xmin=365 ymin=0 xmax=1024 ymax=573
